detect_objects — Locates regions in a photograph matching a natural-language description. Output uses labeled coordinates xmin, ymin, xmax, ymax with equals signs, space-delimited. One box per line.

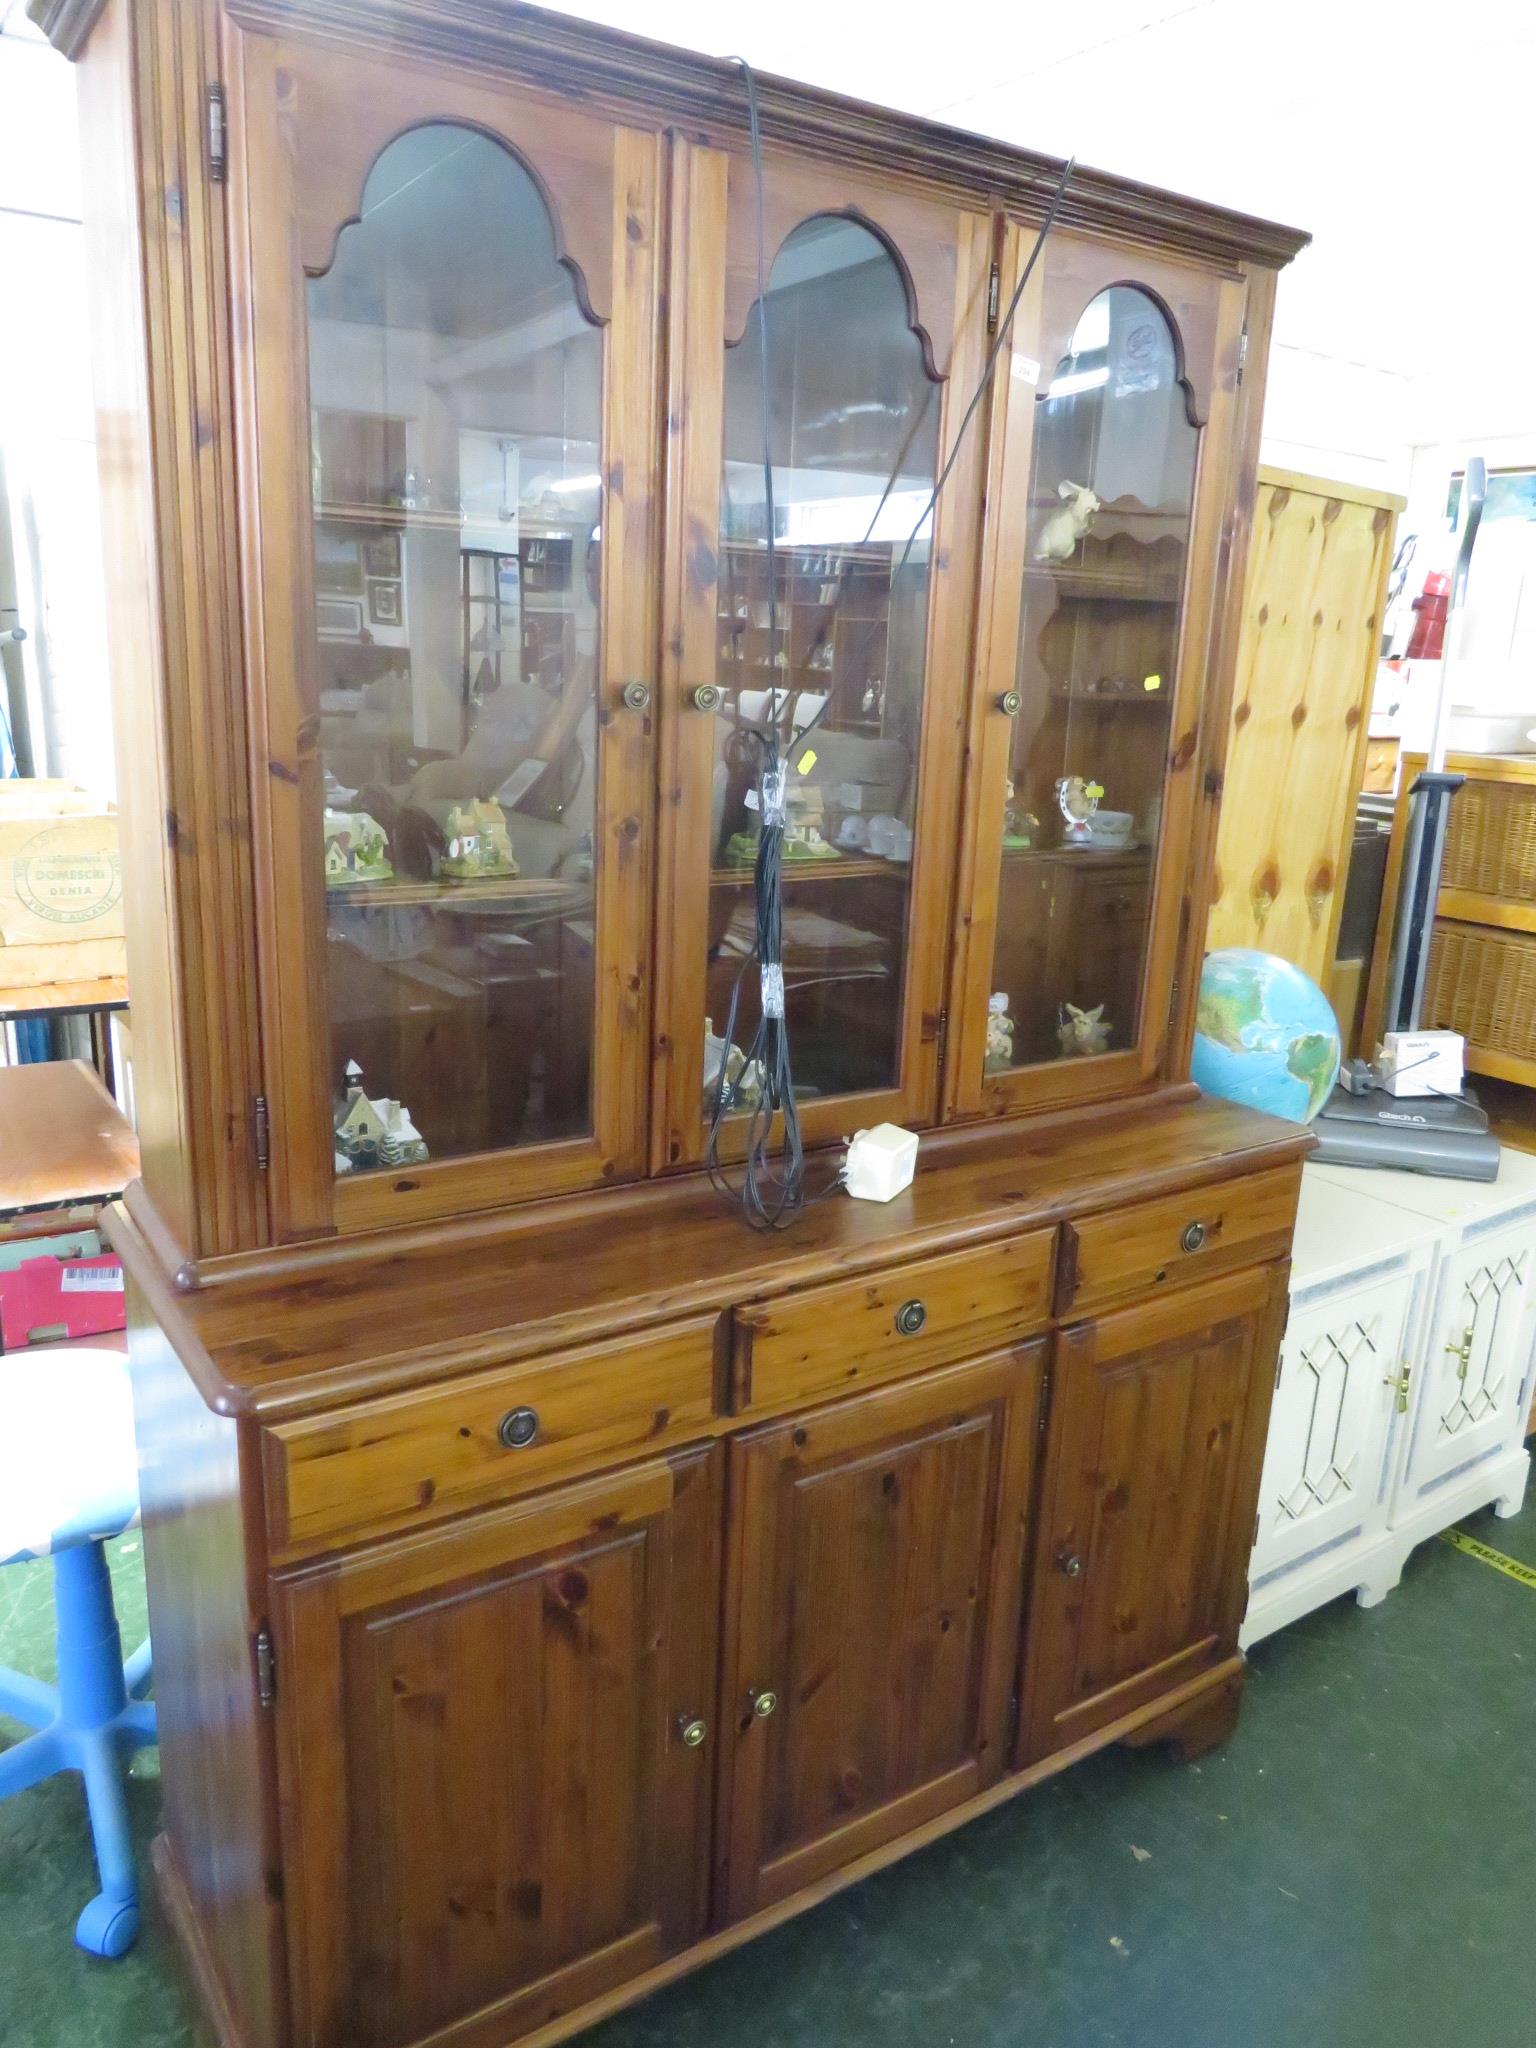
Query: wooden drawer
xmin=1059 ymin=1163 xmax=1300 ymax=1318
xmin=262 ymin=1317 xmax=720 ymax=1557
xmin=732 ymin=1228 xmax=1056 ymax=1415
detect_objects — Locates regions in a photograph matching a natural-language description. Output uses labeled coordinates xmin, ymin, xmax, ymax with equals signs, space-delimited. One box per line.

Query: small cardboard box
xmin=0 ymin=781 xmax=125 ymax=994
xmin=0 ymin=1252 xmax=126 ymax=1345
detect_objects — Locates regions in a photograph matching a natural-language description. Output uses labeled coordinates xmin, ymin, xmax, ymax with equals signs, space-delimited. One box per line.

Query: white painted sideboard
xmin=1243 ymin=1146 xmax=1536 ymax=1647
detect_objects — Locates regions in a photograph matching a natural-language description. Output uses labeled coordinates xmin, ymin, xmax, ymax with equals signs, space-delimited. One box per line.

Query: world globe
xmin=1191 ymin=947 xmax=1341 ymax=1125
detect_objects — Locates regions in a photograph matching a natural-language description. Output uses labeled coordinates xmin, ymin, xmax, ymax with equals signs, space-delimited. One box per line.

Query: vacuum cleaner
xmin=1312 ymin=456 xmax=1502 ymax=1182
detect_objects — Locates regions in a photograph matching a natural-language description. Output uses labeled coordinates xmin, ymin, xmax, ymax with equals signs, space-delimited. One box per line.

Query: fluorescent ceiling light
xmin=1047 ymin=365 xmax=1109 ymax=400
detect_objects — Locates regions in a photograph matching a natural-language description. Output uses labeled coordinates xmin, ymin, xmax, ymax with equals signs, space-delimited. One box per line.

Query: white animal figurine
xmin=1057 ymin=1001 xmax=1111 ymax=1058
xmin=1035 ymin=479 xmax=1101 ymax=563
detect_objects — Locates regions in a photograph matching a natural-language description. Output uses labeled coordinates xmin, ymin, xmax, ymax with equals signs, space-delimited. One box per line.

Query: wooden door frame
xmin=650 ymin=136 xmax=996 ymax=1174
xmin=225 ymin=20 xmax=663 ymax=1241
xmin=944 ymin=226 xmax=1251 ymax=1124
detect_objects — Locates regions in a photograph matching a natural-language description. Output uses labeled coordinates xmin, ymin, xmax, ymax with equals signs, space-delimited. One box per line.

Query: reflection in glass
xmin=985 ymin=286 xmax=1197 ymax=1077
xmin=307 ymin=125 xmax=603 ymax=1175
xmin=707 ymin=217 xmax=940 ymax=1114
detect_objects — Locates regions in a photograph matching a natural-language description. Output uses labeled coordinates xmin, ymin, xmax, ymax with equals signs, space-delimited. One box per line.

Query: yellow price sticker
xmin=796 ymin=749 xmax=818 ymax=775
xmin=1143 ymin=674 xmax=1162 ymax=693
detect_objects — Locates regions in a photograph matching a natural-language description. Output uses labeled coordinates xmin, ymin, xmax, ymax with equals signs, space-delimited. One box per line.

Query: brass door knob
xmin=1055 ymin=1545 xmax=1083 ymax=1578
xmin=497 ymin=1406 xmax=540 ymax=1449
xmin=1180 ymin=1220 xmax=1207 ymax=1253
xmin=678 ymin=1715 xmax=708 ymax=1749
xmin=894 ymin=1299 xmax=927 ymax=1336
xmin=748 ymin=1687 xmax=778 ymax=1719
xmin=622 ymin=681 xmax=651 ymax=711
xmin=691 ymin=685 xmax=723 ymax=712
xmin=997 ymin=690 xmax=1022 ymax=716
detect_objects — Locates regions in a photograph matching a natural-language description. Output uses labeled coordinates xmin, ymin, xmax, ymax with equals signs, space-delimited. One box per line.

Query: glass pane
xmin=708 ymin=216 xmax=940 ymax=1117
xmin=307 ymin=125 xmax=603 ymax=1176
xmin=985 ymin=286 xmax=1197 ymax=1077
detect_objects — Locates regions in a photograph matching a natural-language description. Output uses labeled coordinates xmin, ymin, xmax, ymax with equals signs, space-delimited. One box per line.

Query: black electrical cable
xmin=707 ymin=57 xmax=1075 ymax=1229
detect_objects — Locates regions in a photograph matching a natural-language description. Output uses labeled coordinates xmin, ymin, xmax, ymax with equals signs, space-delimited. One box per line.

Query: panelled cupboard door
xmin=716 ymin=1346 xmax=1043 ymax=1921
xmin=1017 ymin=1265 xmax=1286 ymax=1766
xmin=228 ymin=27 xmax=663 ymax=1237
xmin=270 ymin=1447 xmax=721 ymax=2048
xmin=948 ymin=225 xmax=1250 ymax=1121
xmin=1396 ymin=1222 xmax=1536 ymax=1514
xmin=653 ymin=137 xmax=995 ymax=1172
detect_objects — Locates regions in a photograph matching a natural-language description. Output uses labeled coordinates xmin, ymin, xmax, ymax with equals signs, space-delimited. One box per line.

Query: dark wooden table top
xmin=0 ymin=1058 xmax=139 ymax=1213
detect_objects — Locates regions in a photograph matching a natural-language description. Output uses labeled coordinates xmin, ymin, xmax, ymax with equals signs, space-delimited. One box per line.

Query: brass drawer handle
xmin=621 ymin=681 xmax=651 ymax=711
xmin=1180 ymin=1220 xmax=1207 ymax=1253
xmin=997 ymin=689 xmax=1022 ymax=717
xmin=677 ymin=1715 xmax=708 ymax=1749
xmin=1054 ymin=1545 xmax=1083 ymax=1579
xmin=894 ymin=1299 xmax=927 ymax=1337
xmin=748 ymin=1687 xmax=778 ymax=1720
xmin=690 ymin=684 xmax=723 ymax=712
xmin=497 ymin=1406 xmax=540 ymax=1449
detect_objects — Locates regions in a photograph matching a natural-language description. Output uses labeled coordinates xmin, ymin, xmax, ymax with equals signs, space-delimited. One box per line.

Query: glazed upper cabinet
xmin=226 ymin=20 xmax=1257 ymax=1246
xmin=654 ymin=140 xmax=994 ymax=1168
xmin=950 ymin=229 xmax=1248 ymax=1118
xmin=232 ymin=33 xmax=664 ymax=1236
xmin=272 ymin=1447 xmax=721 ymax=2048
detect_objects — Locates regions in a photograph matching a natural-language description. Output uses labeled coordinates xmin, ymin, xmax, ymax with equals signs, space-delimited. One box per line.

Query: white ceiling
xmin=555 ymin=0 xmax=1536 ymax=466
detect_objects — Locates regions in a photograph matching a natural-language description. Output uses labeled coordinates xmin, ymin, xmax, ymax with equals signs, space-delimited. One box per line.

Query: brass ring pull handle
xmin=895 ymin=1299 xmax=927 ymax=1336
xmin=1180 ymin=1220 xmax=1207 ymax=1253
xmin=690 ymin=685 xmax=723 ymax=712
xmin=497 ymin=1406 xmax=540 ymax=1450
xmin=997 ymin=690 xmax=1023 ymax=716
xmin=677 ymin=1715 xmax=708 ymax=1749
xmin=748 ymin=1687 xmax=778 ymax=1720
xmin=1054 ymin=1544 xmax=1083 ymax=1578
xmin=621 ymin=681 xmax=651 ymax=711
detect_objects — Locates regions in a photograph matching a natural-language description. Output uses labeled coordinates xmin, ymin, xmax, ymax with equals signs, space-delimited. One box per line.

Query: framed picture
xmin=362 ymin=533 xmax=402 ymax=577
xmin=367 ymin=579 xmax=402 ymax=626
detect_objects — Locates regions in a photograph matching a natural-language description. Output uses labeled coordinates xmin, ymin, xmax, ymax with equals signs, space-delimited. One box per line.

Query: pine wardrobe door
xmin=715 ymin=1346 xmax=1042 ymax=1921
xmin=270 ymin=1448 xmax=721 ymax=2048
xmin=653 ymin=137 xmax=995 ymax=1171
xmin=1017 ymin=1263 xmax=1287 ymax=1765
xmin=228 ymin=25 xmax=662 ymax=1233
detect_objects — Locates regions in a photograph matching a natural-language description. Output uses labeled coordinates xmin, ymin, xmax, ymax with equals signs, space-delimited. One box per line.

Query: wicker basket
xmin=1440 ymin=779 xmax=1536 ymax=900
xmin=1425 ymin=922 xmax=1536 ymax=1062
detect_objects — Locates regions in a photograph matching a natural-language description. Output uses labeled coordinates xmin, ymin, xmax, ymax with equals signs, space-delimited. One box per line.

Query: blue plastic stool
xmin=0 ymin=1347 xmax=156 ymax=1957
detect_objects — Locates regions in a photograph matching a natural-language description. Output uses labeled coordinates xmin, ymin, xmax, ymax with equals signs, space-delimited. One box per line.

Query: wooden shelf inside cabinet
xmin=1025 ymin=564 xmax=1180 ymax=604
xmin=315 ymin=501 xmax=575 ymax=544
xmin=711 ymin=858 xmax=910 ymax=887
xmin=1001 ymin=844 xmax=1152 ymax=868
xmin=1047 ymin=688 xmax=1173 ymax=709
xmin=328 ymin=877 xmax=589 ymax=910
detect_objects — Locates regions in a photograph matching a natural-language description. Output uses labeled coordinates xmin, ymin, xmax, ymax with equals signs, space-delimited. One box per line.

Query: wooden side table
xmin=0 ymin=1059 xmax=139 ymax=1216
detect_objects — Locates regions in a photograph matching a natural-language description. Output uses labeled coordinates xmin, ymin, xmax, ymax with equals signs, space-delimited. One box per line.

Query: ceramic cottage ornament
xmin=333 ymin=1060 xmax=430 ymax=1171
xmin=984 ymin=992 xmax=1016 ymax=1073
xmin=1057 ymin=1002 xmax=1112 ymax=1057
xmin=323 ymin=807 xmax=393 ymax=886
xmin=1035 ymin=479 xmax=1101 ymax=563
xmin=1001 ymin=780 xmax=1038 ymax=850
xmin=425 ymin=798 xmax=520 ymax=881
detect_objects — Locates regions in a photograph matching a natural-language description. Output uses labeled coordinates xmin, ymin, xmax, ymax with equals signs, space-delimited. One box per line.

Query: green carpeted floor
xmin=3 ymin=1497 xmax=1534 ymax=2048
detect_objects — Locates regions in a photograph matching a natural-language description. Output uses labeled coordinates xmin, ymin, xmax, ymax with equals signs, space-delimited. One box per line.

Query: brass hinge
xmin=1236 ymin=326 xmax=1249 ymax=386
xmin=935 ymin=1006 xmax=949 ymax=1071
xmin=1275 ymin=1348 xmax=1284 ymax=1389
xmin=1253 ymin=1511 xmax=1261 ymax=1547
xmin=254 ymin=1625 xmax=276 ymax=1709
xmin=207 ymin=82 xmax=228 ymax=183
xmin=986 ymin=262 xmax=1001 ymax=334
xmin=253 ymin=1093 xmax=270 ymax=1172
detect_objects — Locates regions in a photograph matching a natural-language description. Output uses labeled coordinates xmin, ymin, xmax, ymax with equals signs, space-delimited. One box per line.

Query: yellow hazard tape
xmin=1437 ymin=1526 xmax=1536 ymax=1589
